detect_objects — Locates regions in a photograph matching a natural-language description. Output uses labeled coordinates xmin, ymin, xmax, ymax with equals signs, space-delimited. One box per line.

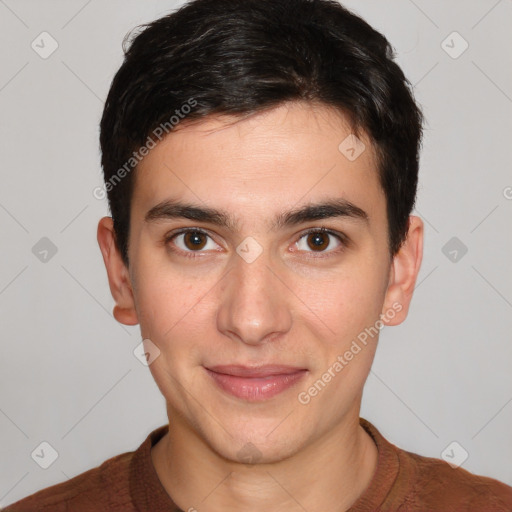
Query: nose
xmin=216 ymin=244 xmax=293 ymax=347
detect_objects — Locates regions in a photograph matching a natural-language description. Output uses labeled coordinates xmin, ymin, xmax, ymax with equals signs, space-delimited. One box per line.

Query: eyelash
xmin=164 ymin=227 xmax=348 ymax=259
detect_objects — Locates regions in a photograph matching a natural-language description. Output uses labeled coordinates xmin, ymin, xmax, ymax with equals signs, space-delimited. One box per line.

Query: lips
xmin=204 ymin=364 xmax=307 ymax=401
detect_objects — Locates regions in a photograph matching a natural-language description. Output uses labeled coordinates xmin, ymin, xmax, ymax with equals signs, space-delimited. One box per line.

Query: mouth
xmin=204 ymin=364 xmax=308 ymax=402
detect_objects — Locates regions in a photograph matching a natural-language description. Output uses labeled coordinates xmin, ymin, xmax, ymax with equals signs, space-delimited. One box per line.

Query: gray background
xmin=1 ymin=0 xmax=511 ymax=507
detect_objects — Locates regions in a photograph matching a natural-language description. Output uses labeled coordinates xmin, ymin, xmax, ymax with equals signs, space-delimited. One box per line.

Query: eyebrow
xmin=144 ymin=197 xmax=369 ymax=231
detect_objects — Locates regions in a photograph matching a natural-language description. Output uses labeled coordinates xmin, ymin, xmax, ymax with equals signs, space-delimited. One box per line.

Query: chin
xmin=205 ymin=420 xmax=305 ymax=466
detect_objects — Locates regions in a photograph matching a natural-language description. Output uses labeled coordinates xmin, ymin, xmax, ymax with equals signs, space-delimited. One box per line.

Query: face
xmin=98 ymin=101 xmax=423 ymax=463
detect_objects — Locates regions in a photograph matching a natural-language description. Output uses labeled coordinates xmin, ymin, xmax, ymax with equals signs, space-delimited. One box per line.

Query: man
xmin=5 ymin=0 xmax=512 ymax=510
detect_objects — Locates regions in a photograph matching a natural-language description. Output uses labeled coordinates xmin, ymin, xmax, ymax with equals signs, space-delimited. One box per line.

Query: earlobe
xmin=97 ymin=217 xmax=139 ymax=326
xmin=381 ymin=215 xmax=424 ymax=326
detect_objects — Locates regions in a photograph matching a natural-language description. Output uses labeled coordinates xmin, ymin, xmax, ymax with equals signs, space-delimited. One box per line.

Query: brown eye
xmin=306 ymin=232 xmax=330 ymax=251
xmin=183 ymin=231 xmax=208 ymax=250
xmin=295 ymin=229 xmax=343 ymax=254
xmin=167 ymin=229 xmax=219 ymax=255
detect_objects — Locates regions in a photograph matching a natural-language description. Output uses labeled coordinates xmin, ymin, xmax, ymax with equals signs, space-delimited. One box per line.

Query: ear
xmin=381 ymin=215 xmax=424 ymax=326
xmin=97 ymin=217 xmax=139 ymax=326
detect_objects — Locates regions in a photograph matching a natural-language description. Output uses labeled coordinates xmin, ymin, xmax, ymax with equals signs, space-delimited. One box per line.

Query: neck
xmin=151 ymin=407 xmax=378 ymax=512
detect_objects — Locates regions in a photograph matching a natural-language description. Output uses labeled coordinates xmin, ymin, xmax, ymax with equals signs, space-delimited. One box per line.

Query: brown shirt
xmin=4 ymin=418 xmax=512 ymax=511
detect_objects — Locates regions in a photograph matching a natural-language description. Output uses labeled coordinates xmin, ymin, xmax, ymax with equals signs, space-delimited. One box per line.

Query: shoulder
xmin=397 ymin=448 xmax=512 ymax=511
xmin=361 ymin=418 xmax=512 ymax=511
xmin=2 ymin=451 xmax=135 ymax=512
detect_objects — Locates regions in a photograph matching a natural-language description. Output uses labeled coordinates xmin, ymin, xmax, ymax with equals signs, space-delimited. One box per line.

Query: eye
xmin=165 ymin=226 xmax=347 ymax=259
xmin=294 ymin=228 xmax=344 ymax=254
xmin=166 ymin=228 xmax=220 ymax=256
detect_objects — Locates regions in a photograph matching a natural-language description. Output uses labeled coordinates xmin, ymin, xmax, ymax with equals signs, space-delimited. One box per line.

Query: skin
xmin=97 ymin=101 xmax=423 ymax=511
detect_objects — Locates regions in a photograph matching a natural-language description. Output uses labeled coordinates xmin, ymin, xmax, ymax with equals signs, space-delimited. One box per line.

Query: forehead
xmin=133 ymin=102 xmax=384 ymax=226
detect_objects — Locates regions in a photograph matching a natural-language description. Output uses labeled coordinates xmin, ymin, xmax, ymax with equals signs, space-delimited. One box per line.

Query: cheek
xmin=293 ymin=264 xmax=386 ymax=343
xmin=134 ymin=268 xmax=205 ymax=345
xmin=135 ymin=273 xmax=208 ymax=392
